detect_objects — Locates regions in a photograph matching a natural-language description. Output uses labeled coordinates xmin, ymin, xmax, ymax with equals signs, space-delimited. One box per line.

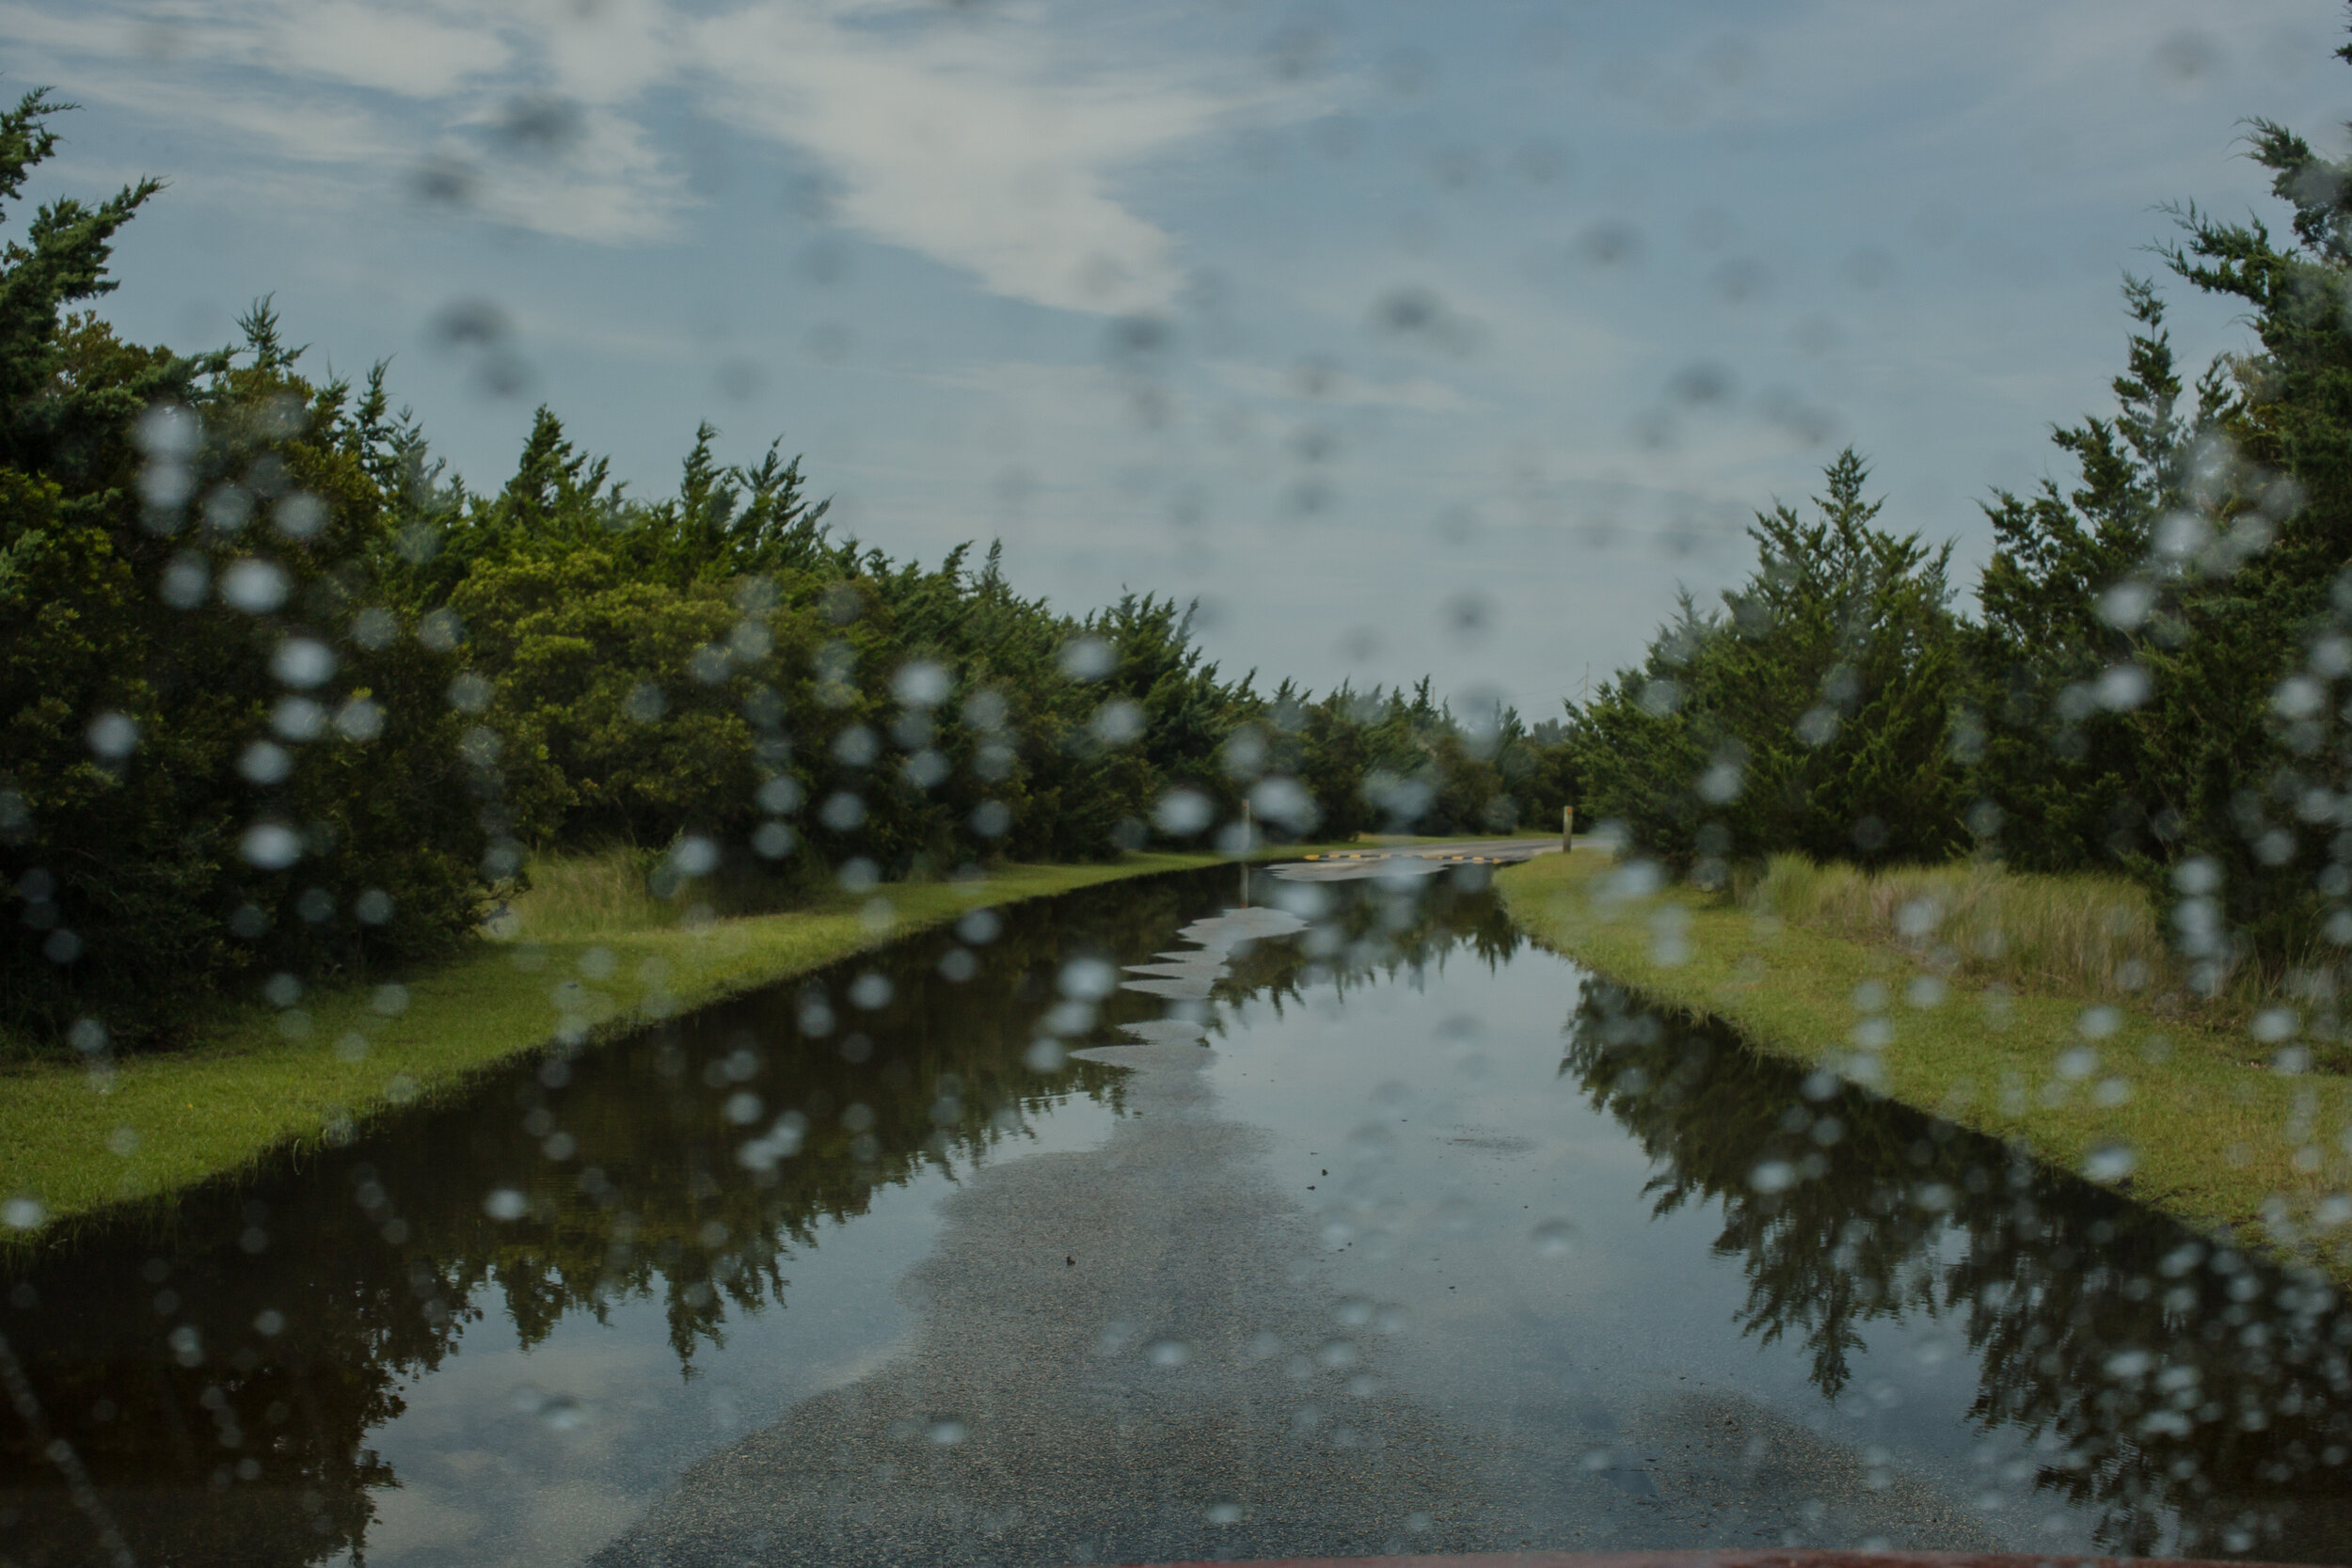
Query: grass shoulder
xmin=0 ymin=843 xmax=1349 ymax=1243
xmin=1498 ymin=847 xmax=2352 ymax=1281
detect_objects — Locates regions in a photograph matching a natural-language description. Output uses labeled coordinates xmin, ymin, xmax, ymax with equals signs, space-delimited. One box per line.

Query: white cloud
xmin=6 ymin=0 xmax=1279 ymax=310
xmin=520 ymin=0 xmax=679 ymax=107
xmin=687 ymin=4 xmax=1236 ymax=314
xmin=253 ymin=1 xmax=513 ymax=97
xmin=436 ymin=103 xmax=691 ymax=245
xmin=5 ymin=0 xmax=691 ymax=242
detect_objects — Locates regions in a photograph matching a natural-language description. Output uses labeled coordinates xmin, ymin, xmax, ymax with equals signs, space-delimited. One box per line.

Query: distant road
xmin=1268 ymin=838 xmax=1566 ymax=881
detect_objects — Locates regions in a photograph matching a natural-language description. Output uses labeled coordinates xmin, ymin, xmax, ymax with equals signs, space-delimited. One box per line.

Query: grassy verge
xmin=1499 ymin=848 xmax=2352 ymax=1278
xmin=0 ymin=845 xmax=1348 ymax=1240
xmin=1742 ymin=851 xmax=2174 ymax=1003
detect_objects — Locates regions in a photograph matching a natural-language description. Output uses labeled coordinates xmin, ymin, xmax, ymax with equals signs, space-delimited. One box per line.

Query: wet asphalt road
xmin=590 ymin=906 xmax=2003 ymax=1567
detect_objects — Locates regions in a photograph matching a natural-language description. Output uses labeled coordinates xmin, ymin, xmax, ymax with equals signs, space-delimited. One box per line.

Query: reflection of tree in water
xmin=1563 ymin=981 xmax=2352 ymax=1561
xmin=1215 ymin=866 xmax=1521 ymax=1018
xmin=0 ymin=869 xmax=1221 ymax=1566
xmin=0 ymin=865 xmax=1518 ymax=1567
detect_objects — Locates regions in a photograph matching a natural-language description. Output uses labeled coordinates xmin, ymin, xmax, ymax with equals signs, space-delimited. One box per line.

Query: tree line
xmin=0 ymin=90 xmax=1572 ymax=1050
xmin=1571 ymin=24 xmax=2352 ymax=990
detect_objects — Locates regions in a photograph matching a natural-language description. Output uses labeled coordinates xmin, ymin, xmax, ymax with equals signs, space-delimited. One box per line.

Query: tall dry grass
xmin=1743 ymin=853 xmax=2179 ymax=1002
xmin=504 ymin=847 xmax=865 ymax=941
xmin=505 ymin=848 xmax=672 ymax=940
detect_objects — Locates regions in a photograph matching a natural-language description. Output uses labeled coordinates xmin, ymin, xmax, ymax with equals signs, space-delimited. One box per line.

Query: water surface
xmin=3 ymin=865 xmax=2346 ymax=1564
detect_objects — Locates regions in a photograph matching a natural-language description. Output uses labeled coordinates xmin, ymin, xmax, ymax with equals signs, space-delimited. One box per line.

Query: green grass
xmin=0 ymin=845 xmax=1344 ymax=1241
xmin=1499 ymin=848 xmax=2352 ymax=1281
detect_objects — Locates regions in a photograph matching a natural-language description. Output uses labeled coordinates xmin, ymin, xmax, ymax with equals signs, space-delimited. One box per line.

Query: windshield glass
xmin=4 ymin=4 xmax=2352 ymax=1566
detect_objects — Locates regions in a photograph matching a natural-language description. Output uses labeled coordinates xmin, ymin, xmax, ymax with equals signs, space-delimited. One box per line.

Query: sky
xmin=7 ymin=0 xmax=2350 ymax=720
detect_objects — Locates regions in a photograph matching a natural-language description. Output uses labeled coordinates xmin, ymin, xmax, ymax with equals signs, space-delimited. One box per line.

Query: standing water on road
xmin=4 ymin=863 xmax=2348 ymax=1566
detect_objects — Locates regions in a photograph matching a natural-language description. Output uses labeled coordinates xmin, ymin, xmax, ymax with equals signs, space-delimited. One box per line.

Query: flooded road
xmin=3 ymin=865 xmax=2348 ymax=1565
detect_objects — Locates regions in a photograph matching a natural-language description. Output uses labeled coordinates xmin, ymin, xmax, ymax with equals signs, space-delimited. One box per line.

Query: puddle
xmin=2 ymin=865 xmax=2346 ymax=1564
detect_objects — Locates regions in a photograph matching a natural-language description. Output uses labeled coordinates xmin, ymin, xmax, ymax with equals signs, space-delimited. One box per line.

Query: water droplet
xmin=892 ymin=659 xmax=951 ymax=706
xmin=85 ymin=711 xmax=139 ymax=760
xmin=219 ymin=558 xmax=288 ymax=613
xmin=270 ymin=637 xmax=337 ymax=689
xmin=1058 ymin=958 xmax=1116 ymax=1000
xmin=240 ymin=823 xmax=302 ymax=869
xmin=2084 ymin=1143 xmax=2137 ymax=1182
xmin=1058 ymin=636 xmax=1114 ymax=680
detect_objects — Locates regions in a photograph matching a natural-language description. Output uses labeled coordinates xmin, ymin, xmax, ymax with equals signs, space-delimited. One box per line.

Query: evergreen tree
xmin=0 ymin=97 xmax=486 ymax=1042
xmin=1574 ymin=450 xmax=1966 ymax=875
xmin=1971 ymin=21 xmax=2352 ymax=974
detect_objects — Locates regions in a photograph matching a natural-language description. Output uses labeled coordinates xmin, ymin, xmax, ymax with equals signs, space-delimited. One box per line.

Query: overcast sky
xmin=9 ymin=0 xmax=2349 ymax=719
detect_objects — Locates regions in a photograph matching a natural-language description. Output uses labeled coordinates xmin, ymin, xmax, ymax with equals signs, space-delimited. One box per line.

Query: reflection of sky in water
xmin=353 ymin=920 xmax=2098 ymax=1562
xmin=342 ymin=1099 xmax=1120 ymax=1568
xmin=1204 ymin=948 xmax=2097 ymax=1551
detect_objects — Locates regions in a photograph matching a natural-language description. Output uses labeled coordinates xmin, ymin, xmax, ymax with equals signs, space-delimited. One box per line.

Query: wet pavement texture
xmin=4 ymin=863 xmax=2349 ymax=1566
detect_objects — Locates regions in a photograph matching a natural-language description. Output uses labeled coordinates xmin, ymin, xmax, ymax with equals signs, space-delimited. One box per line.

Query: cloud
xmin=5 ymin=0 xmax=697 ymax=243
xmin=46 ymin=65 xmax=389 ymax=166
xmin=250 ymin=1 xmax=514 ymax=97
xmin=434 ymin=103 xmax=691 ymax=245
xmin=520 ymin=0 xmax=681 ymax=108
xmin=7 ymin=0 xmax=1280 ymax=312
xmin=687 ymin=4 xmax=1238 ymax=314
xmin=0 ymin=0 xmax=513 ymax=98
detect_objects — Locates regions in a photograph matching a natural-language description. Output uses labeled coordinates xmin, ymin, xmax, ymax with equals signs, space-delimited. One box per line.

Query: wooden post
xmin=1240 ymin=801 xmax=1254 ymax=903
xmin=1562 ymin=803 xmax=1575 ymax=852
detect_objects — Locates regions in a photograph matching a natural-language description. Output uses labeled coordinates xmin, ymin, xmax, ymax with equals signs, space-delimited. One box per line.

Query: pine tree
xmin=1574 ymin=450 xmax=1966 ymax=873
